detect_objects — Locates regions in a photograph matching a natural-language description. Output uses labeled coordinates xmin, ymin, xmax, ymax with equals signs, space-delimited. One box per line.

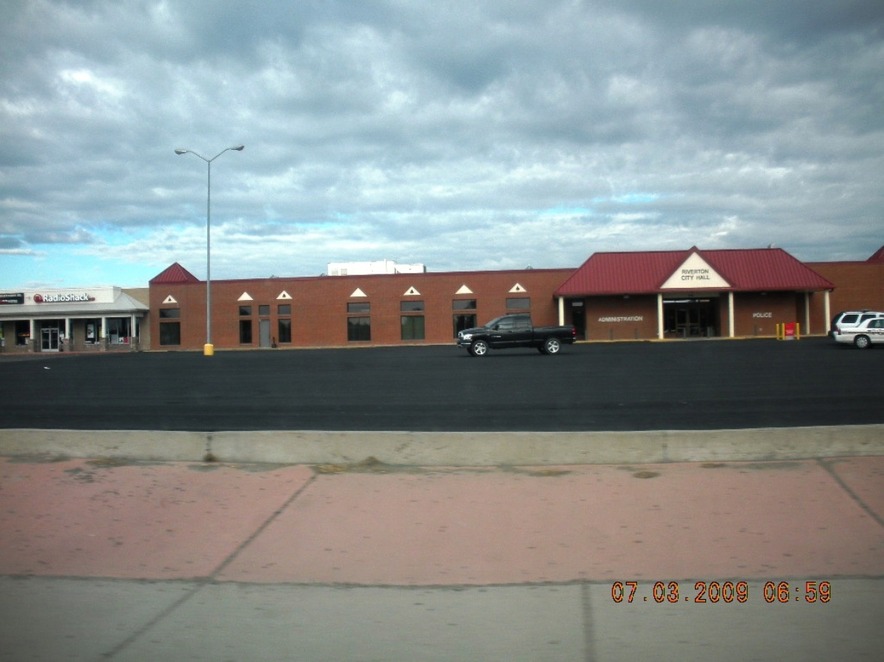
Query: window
xmin=453 ymin=314 xmax=476 ymax=336
xmin=278 ymin=304 xmax=291 ymax=315
xmin=259 ymin=304 xmax=270 ymax=316
xmin=239 ymin=319 xmax=252 ymax=344
xmin=401 ymin=316 xmax=425 ymax=340
xmin=401 ymin=315 xmax=425 ymax=340
xmin=348 ymin=316 xmax=371 ymax=341
xmin=348 ymin=300 xmax=371 ymax=341
xmin=159 ymin=308 xmax=180 ymax=318
xmin=278 ymin=318 xmax=292 ymax=343
xmin=452 ymin=299 xmax=476 ymax=310
xmin=400 ymin=300 xmax=425 ymax=312
xmin=84 ymin=319 xmax=99 ymax=343
xmin=159 ymin=322 xmax=180 ymax=346
xmin=14 ymin=320 xmax=30 ymax=346
xmin=239 ymin=305 xmax=252 ymax=316
xmin=400 ymin=301 xmax=425 ymax=340
xmin=107 ymin=318 xmax=132 ymax=344
xmin=506 ymin=297 xmax=530 ymax=311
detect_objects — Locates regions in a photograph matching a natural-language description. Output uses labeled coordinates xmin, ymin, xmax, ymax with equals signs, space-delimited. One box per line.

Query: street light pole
xmin=175 ymin=145 xmax=244 ymax=356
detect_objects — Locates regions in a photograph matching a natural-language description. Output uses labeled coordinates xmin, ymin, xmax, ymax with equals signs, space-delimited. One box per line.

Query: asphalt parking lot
xmin=1 ymin=337 xmax=882 ymax=432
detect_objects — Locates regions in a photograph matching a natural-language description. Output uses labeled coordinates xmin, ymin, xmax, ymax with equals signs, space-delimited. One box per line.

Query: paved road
xmin=2 ymin=338 xmax=882 ymax=431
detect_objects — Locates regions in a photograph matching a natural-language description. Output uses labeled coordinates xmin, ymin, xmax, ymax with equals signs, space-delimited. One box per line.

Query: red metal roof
xmin=555 ymin=247 xmax=834 ymax=296
xmin=149 ymin=262 xmax=200 ymax=284
xmin=868 ymin=245 xmax=884 ymax=262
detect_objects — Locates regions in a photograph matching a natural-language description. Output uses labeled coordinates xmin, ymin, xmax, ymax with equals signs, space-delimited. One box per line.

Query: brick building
xmin=4 ymin=245 xmax=881 ymax=352
xmin=148 ymin=245 xmax=884 ymax=351
xmin=807 ymin=246 xmax=884 ymax=326
xmin=554 ymin=247 xmax=836 ymax=340
xmin=149 ymin=262 xmax=574 ymax=350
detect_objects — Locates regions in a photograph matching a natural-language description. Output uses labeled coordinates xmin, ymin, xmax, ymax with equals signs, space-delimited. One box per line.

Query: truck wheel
xmin=543 ymin=338 xmax=561 ymax=355
xmin=470 ymin=340 xmax=489 ymax=356
xmin=854 ymin=335 xmax=871 ymax=349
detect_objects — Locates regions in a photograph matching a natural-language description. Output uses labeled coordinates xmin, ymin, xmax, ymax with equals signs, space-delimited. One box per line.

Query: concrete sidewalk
xmin=1 ymin=454 xmax=882 ymax=660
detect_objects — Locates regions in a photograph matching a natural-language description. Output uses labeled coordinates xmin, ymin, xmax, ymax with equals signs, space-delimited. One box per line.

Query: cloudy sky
xmin=2 ymin=0 xmax=882 ymax=288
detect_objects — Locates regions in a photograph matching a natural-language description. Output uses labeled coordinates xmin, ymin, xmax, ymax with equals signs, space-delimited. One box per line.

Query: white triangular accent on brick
xmin=162 ymin=295 xmax=177 ymax=304
xmin=350 ymin=288 xmax=367 ymax=298
xmin=238 ymin=292 xmax=254 ymax=301
xmin=455 ymin=284 xmax=473 ymax=294
xmin=277 ymin=291 xmax=292 ymax=300
xmin=660 ymin=252 xmax=730 ymax=289
xmin=509 ymin=283 xmax=527 ymax=293
xmin=404 ymin=286 xmax=421 ymax=296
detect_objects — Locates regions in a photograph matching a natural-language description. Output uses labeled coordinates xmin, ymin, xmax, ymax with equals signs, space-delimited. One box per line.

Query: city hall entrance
xmin=663 ymin=297 xmax=719 ymax=338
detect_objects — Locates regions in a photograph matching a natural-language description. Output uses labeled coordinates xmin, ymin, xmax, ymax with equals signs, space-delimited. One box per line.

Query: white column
xmin=101 ymin=317 xmax=107 ymax=344
xmin=656 ymin=294 xmax=664 ymax=339
xmin=558 ymin=297 xmax=565 ymax=326
xmin=29 ymin=319 xmax=36 ymax=351
xmin=803 ymin=292 xmax=811 ymax=335
xmin=728 ymin=292 xmax=735 ymax=337
xmin=131 ymin=314 xmax=137 ymax=346
xmin=824 ymin=291 xmax=831 ymax=333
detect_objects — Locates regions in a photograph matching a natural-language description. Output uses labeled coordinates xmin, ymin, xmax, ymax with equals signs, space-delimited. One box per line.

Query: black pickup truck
xmin=456 ymin=314 xmax=577 ymax=356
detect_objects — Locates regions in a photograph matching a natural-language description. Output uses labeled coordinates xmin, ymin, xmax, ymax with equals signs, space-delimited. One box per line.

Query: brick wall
xmin=150 ymin=269 xmax=575 ymax=350
xmin=807 ymin=261 xmax=884 ymax=325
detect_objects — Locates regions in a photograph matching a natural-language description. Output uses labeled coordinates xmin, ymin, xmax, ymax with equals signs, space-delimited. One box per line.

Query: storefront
xmin=0 ymin=287 xmax=149 ymax=353
xmin=554 ymin=247 xmax=835 ymax=340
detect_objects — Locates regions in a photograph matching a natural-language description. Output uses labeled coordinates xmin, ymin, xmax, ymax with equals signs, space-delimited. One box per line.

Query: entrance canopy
xmin=554 ymin=246 xmax=835 ymax=296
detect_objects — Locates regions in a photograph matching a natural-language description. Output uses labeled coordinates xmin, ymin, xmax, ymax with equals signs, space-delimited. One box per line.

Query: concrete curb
xmin=1 ymin=425 xmax=882 ymax=465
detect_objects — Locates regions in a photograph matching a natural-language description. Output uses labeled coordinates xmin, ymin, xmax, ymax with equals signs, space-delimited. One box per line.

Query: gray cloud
xmin=1 ymin=0 xmax=882 ymax=286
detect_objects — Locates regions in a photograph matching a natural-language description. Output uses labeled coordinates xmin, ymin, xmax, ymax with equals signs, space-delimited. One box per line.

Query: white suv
xmin=834 ymin=316 xmax=884 ymax=349
xmin=831 ymin=310 xmax=884 ymax=339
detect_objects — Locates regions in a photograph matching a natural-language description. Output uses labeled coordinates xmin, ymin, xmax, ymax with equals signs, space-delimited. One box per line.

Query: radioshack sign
xmin=33 ymin=292 xmax=94 ymax=303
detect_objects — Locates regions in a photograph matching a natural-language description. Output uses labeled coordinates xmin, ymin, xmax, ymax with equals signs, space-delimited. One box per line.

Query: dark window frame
xmin=400 ymin=300 xmax=425 ymax=312
xmin=277 ymin=318 xmax=292 ymax=343
xmin=347 ymin=316 xmax=371 ymax=341
xmin=347 ymin=301 xmax=371 ymax=314
xmin=159 ymin=322 xmax=181 ymax=346
xmin=506 ymin=297 xmax=531 ymax=311
xmin=239 ymin=319 xmax=253 ymax=344
xmin=400 ymin=315 xmax=426 ymax=340
xmin=453 ymin=314 xmax=477 ymax=337
xmin=452 ymin=299 xmax=477 ymax=310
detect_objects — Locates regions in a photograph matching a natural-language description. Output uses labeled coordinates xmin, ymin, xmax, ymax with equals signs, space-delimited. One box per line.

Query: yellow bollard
xmin=203 ymin=343 xmax=214 ymax=356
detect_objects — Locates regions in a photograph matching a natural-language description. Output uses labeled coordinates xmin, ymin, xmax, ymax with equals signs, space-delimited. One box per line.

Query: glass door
xmin=41 ymin=323 xmax=60 ymax=351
